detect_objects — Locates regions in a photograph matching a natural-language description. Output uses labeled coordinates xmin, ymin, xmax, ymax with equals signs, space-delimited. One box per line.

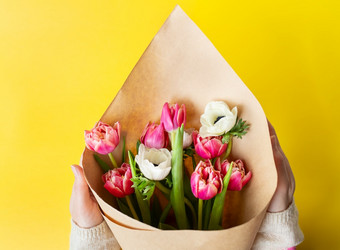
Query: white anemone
xmin=135 ymin=144 xmax=172 ymax=181
xmin=199 ymin=101 xmax=237 ymax=137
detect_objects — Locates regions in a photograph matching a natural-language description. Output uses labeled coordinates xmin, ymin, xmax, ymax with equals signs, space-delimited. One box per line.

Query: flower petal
xmin=199 ymin=101 xmax=238 ymax=137
xmin=227 ymin=171 xmax=243 ymax=191
xmin=135 ymin=144 xmax=172 ymax=181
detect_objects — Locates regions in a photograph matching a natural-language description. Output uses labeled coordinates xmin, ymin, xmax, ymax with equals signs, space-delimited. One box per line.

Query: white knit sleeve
xmin=70 ymin=219 xmax=121 ymax=250
xmin=252 ymin=199 xmax=304 ymax=250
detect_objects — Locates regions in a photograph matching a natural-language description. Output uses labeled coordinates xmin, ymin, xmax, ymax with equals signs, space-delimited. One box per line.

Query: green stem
xmin=128 ymin=151 xmax=151 ymax=224
xmin=156 ymin=182 xmax=196 ymax=228
xmin=198 ymin=199 xmax=203 ymax=230
xmin=203 ymin=199 xmax=213 ymax=230
xmin=156 ymin=182 xmax=171 ymax=194
xmin=159 ymin=202 xmax=172 ymax=226
xmin=108 ymin=152 xmax=118 ymax=168
xmin=208 ymin=162 xmax=233 ymax=230
xmin=222 ymin=136 xmax=233 ymax=161
xmin=93 ymin=154 xmax=110 ymax=172
xmin=170 ymin=125 xmax=189 ymax=229
xmin=184 ymin=197 xmax=197 ymax=229
xmin=171 ymin=132 xmax=176 ymax=148
xmin=125 ymin=195 xmax=139 ymax=221
xmin=191 ymin=155 xmax=196 ymax=169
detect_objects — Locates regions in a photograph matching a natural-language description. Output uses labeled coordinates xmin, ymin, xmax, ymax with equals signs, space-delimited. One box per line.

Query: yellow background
xmin=1 ymin=0 xmax=339 ymax=249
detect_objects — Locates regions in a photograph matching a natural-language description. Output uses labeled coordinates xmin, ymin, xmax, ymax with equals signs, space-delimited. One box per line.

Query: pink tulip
xmin=85 ymin=121 xmax=120 ymax=155
xmin=140 ymin=122 xmax=169 ymax=149
xmin=160 ymin=102 xmax=186 ymax=132
xmin=191 ymin=160 xmax=223 ymax=200
xmin=215 ymin=158 xmax=252 ymax=191
xmin=102 ymin=163 xmax=134 ymax=198
xmin=192 ymin=131 xmax=227 ymax=159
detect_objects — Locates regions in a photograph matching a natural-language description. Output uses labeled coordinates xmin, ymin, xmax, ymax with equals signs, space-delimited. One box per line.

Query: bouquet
xmin=85 ymin=101 xmax=251 ymax=230
xmin=81 ymin=6 xmax=277 ymax=250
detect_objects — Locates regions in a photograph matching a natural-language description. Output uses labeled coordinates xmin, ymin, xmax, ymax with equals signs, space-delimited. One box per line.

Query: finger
xmin=267 ymin=119 xmax=276 ymax=137
xmin=71 ymin=164 xmax=87 ymax=186
xmin=267 ymin=120 xmax=283 ymax=152
xmin=70 ymin=165 xmax=93 ymax=206
xmin=270 ymin=134 xmax=279 ymax=151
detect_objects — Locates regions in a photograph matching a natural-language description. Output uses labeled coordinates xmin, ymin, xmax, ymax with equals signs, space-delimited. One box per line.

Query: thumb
xmin=71 ymin=164 xmax=88 ymax=187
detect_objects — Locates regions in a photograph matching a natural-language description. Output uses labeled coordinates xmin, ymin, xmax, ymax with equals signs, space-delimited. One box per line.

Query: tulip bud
xmin=102 ymin=163 xmax=134 ymax=198
xmin=190 ymin=160 xmax=223 ymax=200
xmin=192 ymin=131 xmax=227 ymax=159
xmin=85 ymin=121 xmax=120 ymax=155
xmin=215 ymin=158 xmax=252 ymax=191
xmin=140 ymin=122 xmax=169 ymax=149
xmin=169 ymin=128 xmax=193 ymax=149
xmin=183 ymin=129 xmax=194 ymax=149
xmin=160 ymin=102 xmax=186 ymax=132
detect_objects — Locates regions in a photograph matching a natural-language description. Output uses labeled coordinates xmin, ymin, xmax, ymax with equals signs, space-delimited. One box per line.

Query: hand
xmin=70 ymin=164 xmax=103 ymax=228
xmin=267 ymin=121 xmax=295 ymax=212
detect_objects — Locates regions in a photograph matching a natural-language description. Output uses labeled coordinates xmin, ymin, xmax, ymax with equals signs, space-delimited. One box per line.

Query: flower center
xmin=214 ymin=116 xmax=225 ymax=124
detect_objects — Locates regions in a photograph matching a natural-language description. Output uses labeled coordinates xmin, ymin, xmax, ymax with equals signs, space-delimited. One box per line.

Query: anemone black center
xmin=214 ymin=116 xmax=225 ymax=124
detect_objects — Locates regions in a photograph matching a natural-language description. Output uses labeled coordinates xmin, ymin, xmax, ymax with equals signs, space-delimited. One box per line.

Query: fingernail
xmin=71 ymin=165 xmax=80 ymax=180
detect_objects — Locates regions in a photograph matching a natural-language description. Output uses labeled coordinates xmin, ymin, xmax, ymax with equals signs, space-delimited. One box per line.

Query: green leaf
xmin=128 ymin=151 xmax=136 ymax=176
xmin=165 ymin=175 xmax=173 ymax=188
xmin=203 ymin=198 xmax=213 ymax=230
xmin=129 ymin=193 xmax=142 ymax=220
xmin=184 ymin=173 xmax=197 ymax=207
xmin=136 ymin=140 xmax=141 ymax=152
xmin=116 ymin=198 xmax=133 ymax=217
xmin=159 ymin=202 xmax=172 ymax=225
xmin=226 ymin=118 xmax=250 ymax=139
xmin=208 ymin=162 xmax=233 ymax=230
xmin=128 ymin=151 xmax=151 ymax=224
xmin=170 ymin=125 xmax=189 ymax=229
xmin=131 ymin=176 xmax=155 ymax=201
xmin=184 ymin=146 xmax=195 ymax=157
xmin=93 ymin=154 xmax=110 ymax=172
xmin=159 ymin=223 xmax=177 ymax=230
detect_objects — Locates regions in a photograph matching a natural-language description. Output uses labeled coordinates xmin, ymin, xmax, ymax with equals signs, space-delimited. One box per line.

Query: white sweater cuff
xmin=252 ymin=199 xmax=304 ymax=249
xmin=70 ymin=219 xmax=120 ymax=250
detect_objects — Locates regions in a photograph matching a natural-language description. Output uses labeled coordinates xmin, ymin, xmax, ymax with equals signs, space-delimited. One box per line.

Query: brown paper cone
xmin=82 ymin=5 xmax=277 ymax=250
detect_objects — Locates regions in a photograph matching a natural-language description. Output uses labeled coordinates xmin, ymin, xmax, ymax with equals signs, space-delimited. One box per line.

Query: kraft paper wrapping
xmin=82 ymin=5 xmax=277 ymax=250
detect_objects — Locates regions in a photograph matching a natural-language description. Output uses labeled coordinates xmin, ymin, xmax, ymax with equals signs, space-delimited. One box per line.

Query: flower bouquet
xmin=81 ymin=6 xmax=277 ymax=250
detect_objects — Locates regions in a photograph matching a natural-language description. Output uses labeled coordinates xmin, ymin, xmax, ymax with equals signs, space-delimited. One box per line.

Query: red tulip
xmin=192 ymin=131 xmax=227 ymax=159
xmin=191 ymin=160 xmax=223 ymax=200
xmin=215 ymin=158 xmax=252 ymax=191
xmin=160 ymin=102 xmax=186 ymax=132
xmin=85 ymin=121 xmax=120 ymax=155
xmin=140 ymin=122 xmax=169 ymax=149
xmin=102 ymin=163 xmax=134 ymax=198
